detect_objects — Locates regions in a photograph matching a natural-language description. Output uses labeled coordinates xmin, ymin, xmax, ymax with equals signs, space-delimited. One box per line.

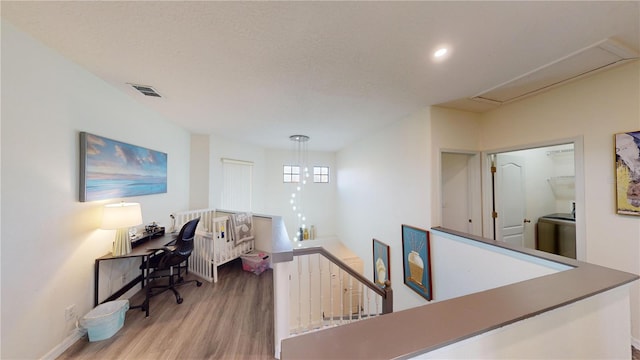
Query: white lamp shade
xmin=101 ymin=202 xmax=143 ymax=229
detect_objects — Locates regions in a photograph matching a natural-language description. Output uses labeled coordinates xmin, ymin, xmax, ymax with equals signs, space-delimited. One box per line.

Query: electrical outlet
xmin=64 ymin=304 xmax=76 ymax=322
xmin=121 ymin=274 xmax=126 ymax=284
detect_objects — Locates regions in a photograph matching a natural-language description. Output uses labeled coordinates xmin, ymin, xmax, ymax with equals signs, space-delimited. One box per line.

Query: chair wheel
xmin=197 ymin=281 xmax=202 ymax=287
xmin=177 ymin=297 xmax=183 ymax=304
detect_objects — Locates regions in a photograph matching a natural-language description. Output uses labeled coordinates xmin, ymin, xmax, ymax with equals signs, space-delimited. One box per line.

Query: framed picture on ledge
xmin=401 ymin=224 xmax=432 ymax=301
xmin=372 ymin=239 xmax=390 ymax=288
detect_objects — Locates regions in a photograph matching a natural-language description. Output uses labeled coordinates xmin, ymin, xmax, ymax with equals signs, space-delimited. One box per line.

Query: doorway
xmin=483 ymin=140 xmax=583 ymax=259
xmin=440 ymin=151 xmax=482 ymax=236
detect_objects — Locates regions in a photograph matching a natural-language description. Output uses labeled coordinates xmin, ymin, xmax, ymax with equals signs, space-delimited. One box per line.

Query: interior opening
xmin=441 ymin=141 xmax=582 ymax=260
xmin=488 ymin=142 xmax=577 ymax=259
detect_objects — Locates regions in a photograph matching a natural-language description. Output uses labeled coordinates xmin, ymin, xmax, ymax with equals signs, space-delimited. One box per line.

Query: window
xmin=222 ymin=158 xmax=253 ymax=211
xmin=314 ymin=166 xmax=330 ymax=183
xmin=284 ymin=165 xmax=300 ymax=183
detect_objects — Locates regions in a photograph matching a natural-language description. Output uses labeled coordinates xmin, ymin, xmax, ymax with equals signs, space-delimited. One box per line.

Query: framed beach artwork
xmin=615 ymin=130 xmax=640 ymax=216
xmin=401 ymin=224 xmax=432 ymax=301
xmin=79 ymin=132 xmax=167 ymax=202
xmin=372 ymin=239 xmax=390 ymax=288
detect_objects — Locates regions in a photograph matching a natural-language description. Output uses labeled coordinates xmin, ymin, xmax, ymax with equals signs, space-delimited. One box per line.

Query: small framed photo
xmin=615 ymin=130 xmax=640 ymax=215
xmin=372 ymin=239 xmax=390 ymax=288
xmin=401 ymin=224 xmax=432 ymax=301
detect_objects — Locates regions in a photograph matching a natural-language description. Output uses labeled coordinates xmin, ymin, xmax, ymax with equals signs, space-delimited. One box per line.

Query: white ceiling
xmin=2 ymin=1 xmax=639 ymax=151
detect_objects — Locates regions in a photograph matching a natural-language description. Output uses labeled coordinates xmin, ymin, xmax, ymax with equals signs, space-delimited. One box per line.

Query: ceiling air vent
xmin=471 ymin=38 xmax=638 ymax=105
xmin=129 ymin=83 xmax=161 ymax=98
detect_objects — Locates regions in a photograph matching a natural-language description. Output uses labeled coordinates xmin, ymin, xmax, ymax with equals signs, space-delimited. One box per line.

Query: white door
xmin=441 ymin=152 xmax=482 ymax=235
xmin=495 ymin=154 xmax=526 ymax=246
xmin=442 ymin=153 xmax=471 ymax=233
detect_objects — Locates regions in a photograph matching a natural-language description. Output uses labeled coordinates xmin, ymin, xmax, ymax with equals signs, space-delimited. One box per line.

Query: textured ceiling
xmin=2 ymin=1 xmax=639 ymax=151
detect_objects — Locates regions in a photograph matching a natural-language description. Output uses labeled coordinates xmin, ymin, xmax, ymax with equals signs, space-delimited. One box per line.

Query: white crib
xmin=173 ymin=209 xmax=254 ymax=282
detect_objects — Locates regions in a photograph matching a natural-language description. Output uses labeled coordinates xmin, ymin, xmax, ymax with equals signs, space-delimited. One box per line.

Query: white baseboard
xmin=633 ymin=336 xmax=640 ymax=350
xmin=41 ymin=328 xmax=86 ymax=360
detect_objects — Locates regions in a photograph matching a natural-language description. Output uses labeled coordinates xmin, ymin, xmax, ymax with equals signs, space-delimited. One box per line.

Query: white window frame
xmin=221 ymin=158 xmax=253 ymax=211
xmin=313 ymin=166 xmax=330 ymax=183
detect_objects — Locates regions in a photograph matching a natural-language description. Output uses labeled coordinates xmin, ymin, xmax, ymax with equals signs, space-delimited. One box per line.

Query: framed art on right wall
xmin=401 ymin=224 xmax=432 ymax=301
xmin=615 ymin=130 xmax=640 ymax=215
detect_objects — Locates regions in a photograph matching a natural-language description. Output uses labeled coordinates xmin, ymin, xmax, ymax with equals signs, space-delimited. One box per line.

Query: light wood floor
xmin=59 ymin=259 xmax=275 ymax=360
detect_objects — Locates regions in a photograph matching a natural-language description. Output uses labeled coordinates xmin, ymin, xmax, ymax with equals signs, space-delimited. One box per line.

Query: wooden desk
xmin=94 ymin=231 xmax=175 ymax=315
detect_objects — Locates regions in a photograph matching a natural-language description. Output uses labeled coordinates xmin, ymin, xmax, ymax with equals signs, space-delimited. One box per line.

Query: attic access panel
xmin=472 ymin=39 xmax=638 ymax=105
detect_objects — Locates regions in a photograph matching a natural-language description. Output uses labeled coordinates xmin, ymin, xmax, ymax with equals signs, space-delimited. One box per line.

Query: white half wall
xmin=430 ymin=230 xmax=567 ymax=301
xmin=1 ymin=22 xmax=191 ymax=358
xmin=418 ymin=285 xmax=632 ymax=359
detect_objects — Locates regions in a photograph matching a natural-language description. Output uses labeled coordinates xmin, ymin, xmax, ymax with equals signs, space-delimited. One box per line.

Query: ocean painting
xmin=80 ymin=132 xmax=167 ymax=202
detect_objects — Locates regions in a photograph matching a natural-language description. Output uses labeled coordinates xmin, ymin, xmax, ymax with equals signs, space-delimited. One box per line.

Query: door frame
xmin=481 ymin=136 xmax=586 ymax=260
xmin=438 ymin=149 xmax=483 ymax=236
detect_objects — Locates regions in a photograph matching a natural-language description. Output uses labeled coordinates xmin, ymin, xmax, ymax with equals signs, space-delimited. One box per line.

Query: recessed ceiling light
xmin=434 ymin=48 xmax=448 ymax=58
xmin=432 ymin=45 xmax=452 ymax=62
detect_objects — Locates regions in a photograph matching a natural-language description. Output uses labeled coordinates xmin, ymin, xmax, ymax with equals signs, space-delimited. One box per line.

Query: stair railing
xmin=288 ymin=246 xmax=392 ymax=335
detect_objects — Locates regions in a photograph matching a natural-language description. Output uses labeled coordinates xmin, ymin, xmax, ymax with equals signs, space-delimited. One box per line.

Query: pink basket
xmin=240 ymin=252 xmax=269 ymax=275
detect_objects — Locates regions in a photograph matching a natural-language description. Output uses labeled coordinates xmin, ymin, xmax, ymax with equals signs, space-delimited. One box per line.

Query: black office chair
xmin=143 ymin=217 xmax=202 ymax=306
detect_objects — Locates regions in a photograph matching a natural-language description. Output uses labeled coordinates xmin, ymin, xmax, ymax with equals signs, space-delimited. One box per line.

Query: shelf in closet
xmin=547 ymin=175 xmax=575 ymax=199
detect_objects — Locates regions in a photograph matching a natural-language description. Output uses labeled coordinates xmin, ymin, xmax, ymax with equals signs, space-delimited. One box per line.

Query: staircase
xmin=281 ymin=239 xmax=392 ymax=337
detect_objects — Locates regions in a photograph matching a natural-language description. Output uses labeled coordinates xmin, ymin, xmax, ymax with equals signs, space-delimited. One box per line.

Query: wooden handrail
xmin=293 ymin=245 xmax=393 ymax=314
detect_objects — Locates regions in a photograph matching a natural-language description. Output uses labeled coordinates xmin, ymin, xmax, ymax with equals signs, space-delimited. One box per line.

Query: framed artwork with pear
xmin=401 ymin=224 xmax=432 ymax=301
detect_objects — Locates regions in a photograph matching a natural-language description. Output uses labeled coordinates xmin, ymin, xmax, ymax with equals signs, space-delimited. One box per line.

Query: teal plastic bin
xmin=80 ymin=300 xmax=129 ymax=341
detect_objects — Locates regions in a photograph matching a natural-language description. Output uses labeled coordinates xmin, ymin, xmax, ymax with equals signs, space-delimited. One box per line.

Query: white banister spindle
xmin=355 ymin=280 xmax=361 ymax=320
xmin=348 ymin=275 xmax=353 ymax=320
xmin=319 ymin=254 xmax=323 ymax=326
xmin=288 ymin=251 xmax=386 ymax=337
xmin=307 ymin=254 xmax=313 ymax=331
xmin=329 ymin=262 xmax=334 ymax=326
xmin=338 ymin=267 xmax=344 ymax=324
xmin=297 ymin=256 xmax=302 ymax=332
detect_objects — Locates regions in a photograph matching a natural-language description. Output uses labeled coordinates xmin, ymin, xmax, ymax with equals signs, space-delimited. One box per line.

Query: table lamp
xmin=102 ymin=202 xmax=143 ymax=256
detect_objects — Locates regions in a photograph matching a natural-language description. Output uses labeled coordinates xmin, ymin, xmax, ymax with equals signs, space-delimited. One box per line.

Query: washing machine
xmin=536 ymin=213 xmax=576 ymax=259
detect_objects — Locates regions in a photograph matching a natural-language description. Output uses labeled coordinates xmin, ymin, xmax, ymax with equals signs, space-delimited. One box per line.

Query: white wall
xmin=264 ymin=149 xmax=337 ymax=241
xmin=430 ymin=107 xmax=482 ymax=230
xmin=479 ymin=61 xmax=640 ymax=345
xmin=336 ymin=108 xmax=431 ymax=311
xmin=1 ymin=22 xmax=191 ymax=358
xmin=189 ymin=134 xmax=210 ymax=209
xmin=199 ymin=136 xmax=337 ymax=240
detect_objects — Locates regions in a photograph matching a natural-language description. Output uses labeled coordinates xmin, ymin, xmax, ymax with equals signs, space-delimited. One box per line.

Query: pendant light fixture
xmin=289 ymin=135 xmax=310 ymax=241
